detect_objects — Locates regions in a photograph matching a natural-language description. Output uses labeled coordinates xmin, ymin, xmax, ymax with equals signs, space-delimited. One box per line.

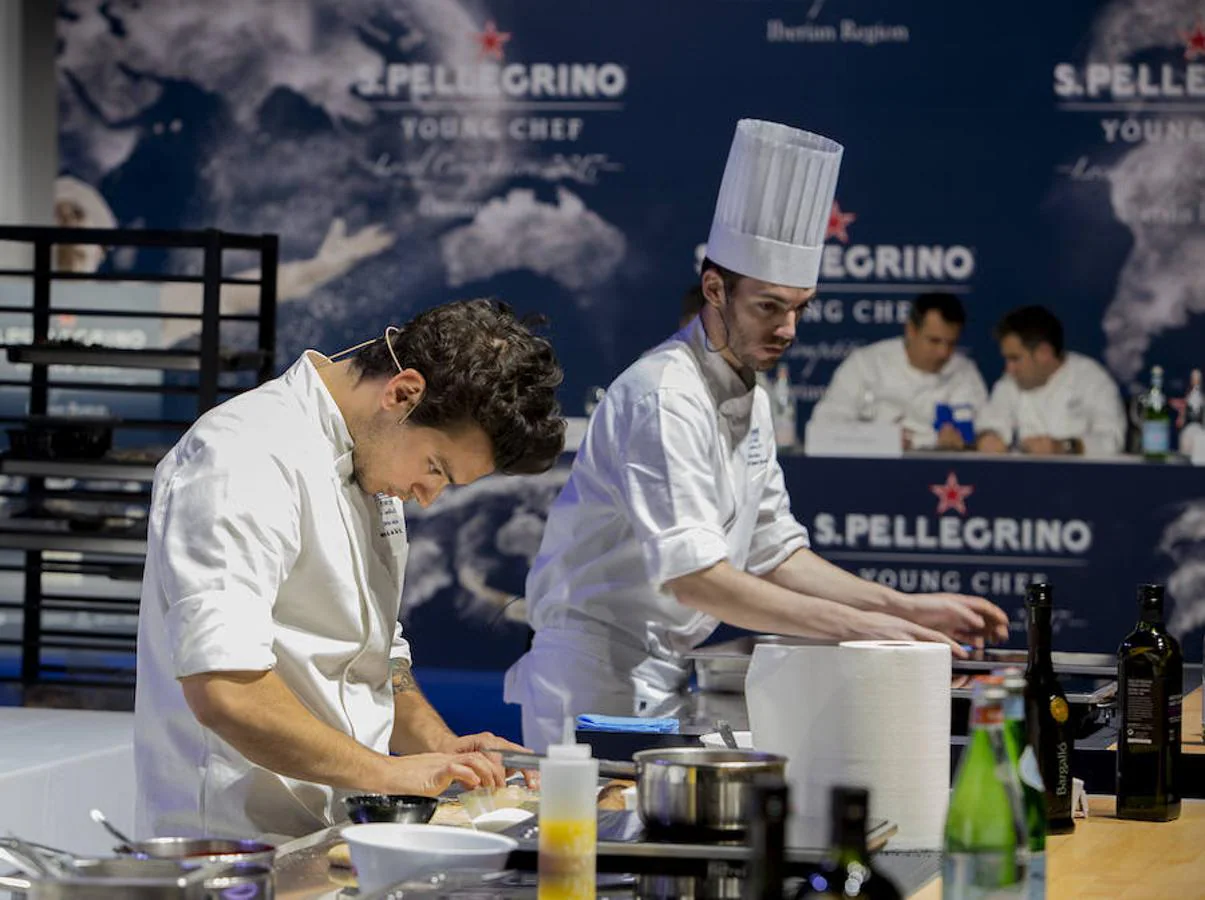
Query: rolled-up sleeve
xmin=154 ymin=447 xmax=301 ymax=678
xmin=390 ymin=622 xmax=412 ymax=664
xmin=1080 ymin=368 xmax=1126 ymax=457
xmin=746 ymin=453 xmax=810 ymax=576
xmin=615 ymin=391 xmax=731 ymax=587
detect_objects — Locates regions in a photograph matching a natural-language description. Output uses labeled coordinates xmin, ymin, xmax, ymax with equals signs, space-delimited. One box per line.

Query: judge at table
xmin=808 ymin=292 xmax=988 ymax=450
xmin=976 ymin=305 xmax=1126 ymax=456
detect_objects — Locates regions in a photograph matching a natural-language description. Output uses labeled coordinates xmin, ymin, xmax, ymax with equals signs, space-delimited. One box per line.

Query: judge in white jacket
xmin=808 ymin=293 xmax=988 ymax=450
xmin=976 ymin=305 xmax=1125 ymax=456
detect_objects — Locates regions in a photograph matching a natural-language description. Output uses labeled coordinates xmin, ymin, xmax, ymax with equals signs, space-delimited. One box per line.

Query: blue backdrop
xmin=50 ymin=0 xmax=1205 ymax=672
xmin=56 ymin=0 xmax=1205 ymax=411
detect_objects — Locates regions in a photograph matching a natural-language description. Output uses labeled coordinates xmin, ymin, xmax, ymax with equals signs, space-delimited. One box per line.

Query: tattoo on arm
xmin=390 ymin=658 xmax=418 ymax=694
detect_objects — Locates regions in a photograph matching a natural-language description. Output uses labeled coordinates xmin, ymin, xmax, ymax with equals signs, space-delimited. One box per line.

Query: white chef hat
xmin=705 ymin=119 xmax=843 ymax=289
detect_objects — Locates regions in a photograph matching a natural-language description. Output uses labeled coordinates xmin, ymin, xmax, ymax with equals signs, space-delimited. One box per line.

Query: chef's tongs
xmin=500 ymin=751 xmax=636 ymax=780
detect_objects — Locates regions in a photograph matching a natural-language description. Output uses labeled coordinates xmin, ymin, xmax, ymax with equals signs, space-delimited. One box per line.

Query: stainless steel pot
xmin=632 ymin=747 xmax=787 ymax=836
xmin=0 ymin=858 xmax=273 ymax=900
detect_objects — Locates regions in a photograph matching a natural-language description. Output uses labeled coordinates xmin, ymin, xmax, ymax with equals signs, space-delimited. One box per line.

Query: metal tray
xmin=686 ymin=635 xmax=1121 ymax=694
xmin=685 ymin=635 xmax=829 ymax=693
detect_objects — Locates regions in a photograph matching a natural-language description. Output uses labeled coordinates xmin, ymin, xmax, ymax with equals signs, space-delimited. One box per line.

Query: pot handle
xmin=598 ymin=760 xmax=637 ymax=780
xmin=0 ymin=873 xmax=34 ymax=891
xmin=501 ymin=752 xmax=636 ymax=780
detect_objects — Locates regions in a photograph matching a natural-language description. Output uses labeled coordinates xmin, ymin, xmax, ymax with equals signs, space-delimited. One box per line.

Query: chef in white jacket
xmin=504 ymin=120 xmax=1009 ymax=752
xmin=976 ymin=305 xmax=1125 ymax=456
xmin=809 ymin=293 xmax=988 ymax=450
xmin=135 ymin=299 xmax=564 ymax=840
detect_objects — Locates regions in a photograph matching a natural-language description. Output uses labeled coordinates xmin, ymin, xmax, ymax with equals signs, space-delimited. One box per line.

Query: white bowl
xmin=699 ymin=730 xmax=755 ymax=749
xmin=343 ymin=823 xmax=517 ymax=891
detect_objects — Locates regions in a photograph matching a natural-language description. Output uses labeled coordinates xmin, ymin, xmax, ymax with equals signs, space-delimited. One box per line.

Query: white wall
xmin=0 ymin=0 xmax=57 ymax=265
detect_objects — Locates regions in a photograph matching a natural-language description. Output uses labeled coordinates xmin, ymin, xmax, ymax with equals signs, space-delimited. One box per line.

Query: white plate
xmin=343 ymin=823 xmax=517 ymax=891
xmin=470 ymin=807 xmax=534 ymax=833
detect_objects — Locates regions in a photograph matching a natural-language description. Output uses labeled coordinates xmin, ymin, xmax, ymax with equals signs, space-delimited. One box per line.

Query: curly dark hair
xmin=352 ymin=299 xmax=566 ymax=475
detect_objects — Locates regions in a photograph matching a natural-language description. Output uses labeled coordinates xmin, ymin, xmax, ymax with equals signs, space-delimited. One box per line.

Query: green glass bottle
xmin=1117 ymin=583 xmax=1183 ymax=822
xmin=943 ymin=683 xmax=1026 ymax=898
xmin=997 ymin=669 xmax=1047 ymax=900
xmin=1142 ymin=365 xmax=1171 ymax=460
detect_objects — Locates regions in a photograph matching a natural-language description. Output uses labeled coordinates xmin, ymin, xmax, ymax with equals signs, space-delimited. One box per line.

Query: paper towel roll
xmin=746 ymin=640 xmax=951 ymax=850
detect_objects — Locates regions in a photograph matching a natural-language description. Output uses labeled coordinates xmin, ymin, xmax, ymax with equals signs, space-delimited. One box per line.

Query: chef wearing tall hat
xmin=504 ymin=120 xmax=1010 ymax=751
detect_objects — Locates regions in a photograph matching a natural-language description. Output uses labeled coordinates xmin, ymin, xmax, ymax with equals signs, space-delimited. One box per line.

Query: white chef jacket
xmin=134 ymin=352 xmax=411 ymax=841
xmin=808 ymin=337 xmax=988 ymax=448
xmin=976 ymin=352 xmax=1126 ymax=456
xmin=503 ymin=319 xmax=810 ymax=751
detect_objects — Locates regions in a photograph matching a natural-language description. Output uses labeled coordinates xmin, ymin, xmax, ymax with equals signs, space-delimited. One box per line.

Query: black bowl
xmin=343 ymin=794 xmax=438 ymax=825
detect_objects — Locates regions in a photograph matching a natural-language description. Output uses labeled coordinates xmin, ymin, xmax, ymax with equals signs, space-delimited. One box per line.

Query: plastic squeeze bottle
xmin=538 ymin=722 xmax=599 ymax=900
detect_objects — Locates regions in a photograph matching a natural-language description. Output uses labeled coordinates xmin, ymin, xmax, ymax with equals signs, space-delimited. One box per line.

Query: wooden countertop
xmin=910 ymin=685 xmax=1205 ymax=898
xmin=909 ymin=797 xmax=1205 ymax=899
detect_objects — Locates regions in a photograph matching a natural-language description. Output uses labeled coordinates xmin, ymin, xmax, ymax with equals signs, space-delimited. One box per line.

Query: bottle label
xmin=1026 ymin=851 xmax=1047 ymax=900
xmin=1124 ymin=677 xmax=1156 ymax=745
xmin=973 ymin=706 xmax=1006 ymax=727
xmin=1143 ymin=420 xmax=1170 ymax=453
xmin=1018 ymin=746 xmax=1045 ymax=793
xmin=943 ymin=853 xmax=1025 ymax=898
xmin=1053 ymin=739 xmax=1072 ymax=800
xmin=1169 ymin=692 xmax=1182 ymax=726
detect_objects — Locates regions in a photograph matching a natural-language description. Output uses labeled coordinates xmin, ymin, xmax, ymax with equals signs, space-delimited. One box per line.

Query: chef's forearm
xmin=389 ymin=659 xmax=457 ymax=754
xmin=760 ymin=547 xmax=899 ymax=614
xmin=180 ymin=669 xmax=395 ymax=792
xmin=667 ymin=560 xmax=883 ymax=640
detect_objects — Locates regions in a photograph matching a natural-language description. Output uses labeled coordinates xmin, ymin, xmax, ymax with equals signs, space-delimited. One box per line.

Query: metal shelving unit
xmin=0 ymin=224 xmax=278 ymax=689
xmin=5 ymin=345 xmax=270 ymax=372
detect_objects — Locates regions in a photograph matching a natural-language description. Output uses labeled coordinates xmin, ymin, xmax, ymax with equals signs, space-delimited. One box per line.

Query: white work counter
xmin=0 ymin=708 xmax=135 ymax=858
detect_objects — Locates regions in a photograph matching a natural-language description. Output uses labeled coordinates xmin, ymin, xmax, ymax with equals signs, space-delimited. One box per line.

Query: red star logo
xmin=826 ymin=201 xmax=856 ymax=243
xmin=474 ymin=21 xmax=512 ymax=61
xmin=1184 ymin=20 xmax=1205 ymax=59
xmin=930 ymin=471 xmax=974 ymax=516
xmin=1170 ymin=397 xmax=1188 ymax=428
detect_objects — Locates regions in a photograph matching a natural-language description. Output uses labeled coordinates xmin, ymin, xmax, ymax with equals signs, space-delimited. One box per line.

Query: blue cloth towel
xmin=575 ymin=714 xmax=679 ymax=733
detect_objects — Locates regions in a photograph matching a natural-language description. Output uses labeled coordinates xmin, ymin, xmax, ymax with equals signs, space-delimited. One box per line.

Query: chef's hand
xmin=855 ymin=610 xmax=966 ymax=657
xmin=441 ymin=732 xmax=540 ymax=789
xmin=976 ymin=432 xmax=1008 ymax=454
xmin=936 ymin=424 xmax=967 ymax=451
xmin=1020 ymin=435 xmax=1060 ymax=455
xmin=900 ymin=593 xmax=1011 ymax=647
xmin=385 ymin=751 xmax=503 ymax=796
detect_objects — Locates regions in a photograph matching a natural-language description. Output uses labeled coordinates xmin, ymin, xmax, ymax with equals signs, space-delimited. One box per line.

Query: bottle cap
xmin=1137 ymin=583 xmax=1165 ymax=609
xmin=1026 ymin=582 xmax=1054 ymax=607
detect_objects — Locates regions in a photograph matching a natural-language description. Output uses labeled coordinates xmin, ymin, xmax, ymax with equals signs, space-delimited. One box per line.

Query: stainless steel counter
xmin=272 ymin=812 xmax=902 ymax=898
xmin=274 ymin=826 xmax=349 ymax=900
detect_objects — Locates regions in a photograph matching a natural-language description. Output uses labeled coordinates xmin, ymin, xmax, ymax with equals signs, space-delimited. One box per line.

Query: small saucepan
xmin=119 ymin=837 xmax=276 ymax=868
xmin=0 ymin=858 xmax=273 ymax=899
xmin=631 ymin=747 xmax=787 ymax=838
xmin=504 ymin=746 xmax=787 ymax=838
